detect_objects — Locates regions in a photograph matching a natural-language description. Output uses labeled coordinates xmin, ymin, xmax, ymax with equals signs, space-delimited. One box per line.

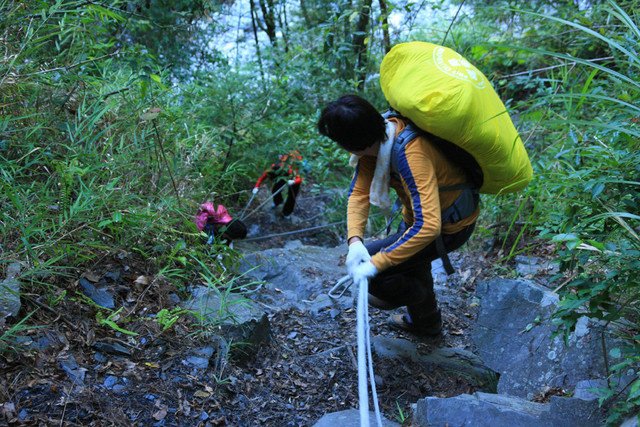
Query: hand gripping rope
xmin=330 ymin=276 xmax=383 ymax=426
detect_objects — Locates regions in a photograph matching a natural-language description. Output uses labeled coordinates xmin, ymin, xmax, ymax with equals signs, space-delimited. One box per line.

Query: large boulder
xmin=185 ymin=286 xmax=270 ymax=363
xmin=413 ymin=392 xmax=603 ymax=426
xmin=239 ymin=243 xmax=348 ymax=308
xmin=472 ymin=278 xmax=616 ymax=398
xmin=372 ymin=336 xmax=498 ymax=392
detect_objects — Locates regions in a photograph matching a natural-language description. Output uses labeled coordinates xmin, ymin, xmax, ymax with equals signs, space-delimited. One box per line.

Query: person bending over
xmin=317 ymin=95 xmax=479 ymax=336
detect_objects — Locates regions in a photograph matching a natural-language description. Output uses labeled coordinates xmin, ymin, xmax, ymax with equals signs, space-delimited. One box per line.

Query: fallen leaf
xmin=152 ymin=407 xmax=167 ymax=421
xmin=83 ymin=271 xmax=100 ymax=283
xmin=140 ymin=108 xmax=161 ymax=122
xmin=135 ymin=275 xmax=150 ymax=285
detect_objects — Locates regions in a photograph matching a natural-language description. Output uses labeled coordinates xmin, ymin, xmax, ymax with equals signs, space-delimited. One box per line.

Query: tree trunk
xmin=249 ymin=0 xmax=265 ymax=83
xmin=277 ymin=0 xmax=290 ymax=52
xmin=258 ymin=0 xmax=278 ymax=48
xmin=353 ymin=0 xmax=373 ymax=89
xmin=378 ymin=0 xmax=391 ymax=54
xmin=299 ymin=0 xmax=312 ymax=27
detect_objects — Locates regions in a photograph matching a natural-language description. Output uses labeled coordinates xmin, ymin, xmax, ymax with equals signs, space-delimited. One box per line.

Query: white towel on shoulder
xmin=349 ymin=120 xmax=397 ymax=216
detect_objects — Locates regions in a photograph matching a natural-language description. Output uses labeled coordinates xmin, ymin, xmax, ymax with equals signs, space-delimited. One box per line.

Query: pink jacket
xmin=195 ymin=202 xmax=233 ymax=231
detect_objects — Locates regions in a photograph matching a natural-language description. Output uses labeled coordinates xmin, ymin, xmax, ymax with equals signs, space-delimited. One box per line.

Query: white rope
xmin=356 ymin=277 xmax=383 ymax=427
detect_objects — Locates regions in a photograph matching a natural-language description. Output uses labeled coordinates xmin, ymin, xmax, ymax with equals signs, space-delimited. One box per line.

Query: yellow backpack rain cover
xmin=380 ymin=41 xmax=533 ymax=194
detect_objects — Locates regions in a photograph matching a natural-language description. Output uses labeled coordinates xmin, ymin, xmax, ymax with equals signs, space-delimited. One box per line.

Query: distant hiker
xmin=253 ymin=151 xmax=304 ymax=217
xmin=317 ymin=95 xmax=480 ymax=336
xmin=195 ymin=202 xmax=247 ymax=246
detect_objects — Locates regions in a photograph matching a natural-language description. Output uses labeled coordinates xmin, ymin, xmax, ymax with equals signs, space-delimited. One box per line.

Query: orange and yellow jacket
xmin=347 ymin=117 xmax=479 ymax=272
xmin=254 ymin=151 xmax=304 ymax=188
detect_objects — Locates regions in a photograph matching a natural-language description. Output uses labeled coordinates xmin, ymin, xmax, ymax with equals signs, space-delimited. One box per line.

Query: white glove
xmin=287 ymin=179 xmax=295 ymax=186
xmin=351 ymin=260 xmax=377 ymax=283
xmin=346 ymin=240 xmax=371 ymax=277
xmin=252 ymin=187 xmax=259 ymax=195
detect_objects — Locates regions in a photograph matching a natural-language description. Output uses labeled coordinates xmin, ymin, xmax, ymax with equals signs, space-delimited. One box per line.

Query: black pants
xmin=365 ymin=222 xmax=475 ymax=326
xmin=272 ymin=180 xmax=300 ymax=216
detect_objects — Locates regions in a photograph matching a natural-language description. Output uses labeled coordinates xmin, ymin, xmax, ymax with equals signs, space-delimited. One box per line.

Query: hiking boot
xmin=368 ymin=293 xmax=401 ymax=310
xmin=389 ymin=311 xmax=442 ymax=337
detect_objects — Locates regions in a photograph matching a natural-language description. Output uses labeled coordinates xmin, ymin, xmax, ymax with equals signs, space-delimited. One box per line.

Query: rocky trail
xmin=0 ymin=190 xmax=617 ymax=426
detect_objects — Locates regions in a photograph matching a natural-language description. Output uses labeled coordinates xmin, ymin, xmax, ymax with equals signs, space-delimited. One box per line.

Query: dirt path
xmin=0 ymin=189 xmax=492 ymax=426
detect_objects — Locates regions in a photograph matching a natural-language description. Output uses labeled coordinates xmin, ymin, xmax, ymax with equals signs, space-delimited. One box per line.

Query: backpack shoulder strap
xmin=389 ymin=121 xmax=422 ymax=175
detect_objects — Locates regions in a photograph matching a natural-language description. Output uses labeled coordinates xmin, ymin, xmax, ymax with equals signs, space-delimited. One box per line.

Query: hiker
xmin=195 ymin=202 xmax=247 ymax=247
xmin=252 ymin=151 xmax=304 ymax=217
xmin=317 ymin=94 xmax=480 ymax=336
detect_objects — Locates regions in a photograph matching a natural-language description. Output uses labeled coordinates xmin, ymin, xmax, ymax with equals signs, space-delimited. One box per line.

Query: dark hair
xmin=317 ymin=95 xmax=386 ymax=152
xmin=220 ymin=219 xmax=247 ymax=240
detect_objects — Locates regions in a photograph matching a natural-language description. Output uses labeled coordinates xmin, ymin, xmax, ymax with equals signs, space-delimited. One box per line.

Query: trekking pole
xmin=355 ymin=276 xmax=382 ymax=427
xmin=240 ymin=183 xmax=288 ymax=221
xmin=240 ymin=190 xmax=257 ymax=219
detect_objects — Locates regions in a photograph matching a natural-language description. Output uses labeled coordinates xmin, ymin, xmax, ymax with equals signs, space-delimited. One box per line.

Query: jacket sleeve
xmin=347 ymin=156 xmax=376 ymax=241
xmin=254 ymin=169 xmax=270 ymax=188
xmin=371 ymin=138 xmax=441 ymax=271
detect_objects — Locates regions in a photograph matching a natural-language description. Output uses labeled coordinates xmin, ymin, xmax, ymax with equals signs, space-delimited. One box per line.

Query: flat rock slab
xmin=239 ymin=244 xmax=346 ymax=305
xmin=372 ymin=336 xmax=498 ymax=392
xmin=413 ymin=392 xmax=603 ymax=427
xmin=472 ymin=278 xmax=615 ymax=398
xmin=314 ymin=409 xmax=400 ymax=427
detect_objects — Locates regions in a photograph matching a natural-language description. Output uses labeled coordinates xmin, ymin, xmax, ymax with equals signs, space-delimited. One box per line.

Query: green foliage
xmin=484 ymin=1 xmax=639 ymax=422
xmin=155 ymin=307 xmax=188 ymax=331
xmin=95 ymin=307 xmax=139 ymax=336
xmin=0 ymin=0 xmax=256 ymax=344
xmin=0 ymin=311 xmax=40 ymax=354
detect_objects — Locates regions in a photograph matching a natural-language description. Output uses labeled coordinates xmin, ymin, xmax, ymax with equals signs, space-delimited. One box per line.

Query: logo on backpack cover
xmin=433 ymin=47 xmax=486 ymax=89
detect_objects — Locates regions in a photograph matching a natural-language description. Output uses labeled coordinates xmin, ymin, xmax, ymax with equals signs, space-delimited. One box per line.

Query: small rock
xmin=168 ymin=293 xmax=181 ymax=305
xmin=93 ymin=341 xmax=131 ymax=356
xmin=103 ymin=375 xmax=118 ymax=389
xmin=144 ymin=394 xmax=157 ymax=401
xmin=104 ymin=270 xmax=121 ymax=281
xmin=59 ymin=355 xmax=86 ymax=385
xmin=79 ymin=278 xmax=115 ymax=309
xmin=183 ymin=356 xmax=209 ymax=370
xmin=18 ymin=409 xmax=28 ymax=422
xmin=94 ymin=352 xmax=107 ymax=363
xmin=112 ymin=384 xmax=127 ymax=393
xmin=515 ymin=255 xmax=559 ymax=277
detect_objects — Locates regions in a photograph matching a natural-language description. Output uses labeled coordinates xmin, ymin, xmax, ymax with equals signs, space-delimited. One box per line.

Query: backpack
xmin=384 ymin=110 xmax=481 ymax=226
xmin=380 ymin=41 xmax=533 ymax=195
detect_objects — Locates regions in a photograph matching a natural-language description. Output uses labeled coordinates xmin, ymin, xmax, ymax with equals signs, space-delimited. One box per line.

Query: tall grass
xmin=0 ymin=1 xmax=253 ymax=349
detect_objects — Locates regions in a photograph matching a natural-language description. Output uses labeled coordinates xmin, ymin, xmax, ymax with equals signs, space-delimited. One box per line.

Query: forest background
xmin=1 ymin=0 xmax=638 ymax=423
